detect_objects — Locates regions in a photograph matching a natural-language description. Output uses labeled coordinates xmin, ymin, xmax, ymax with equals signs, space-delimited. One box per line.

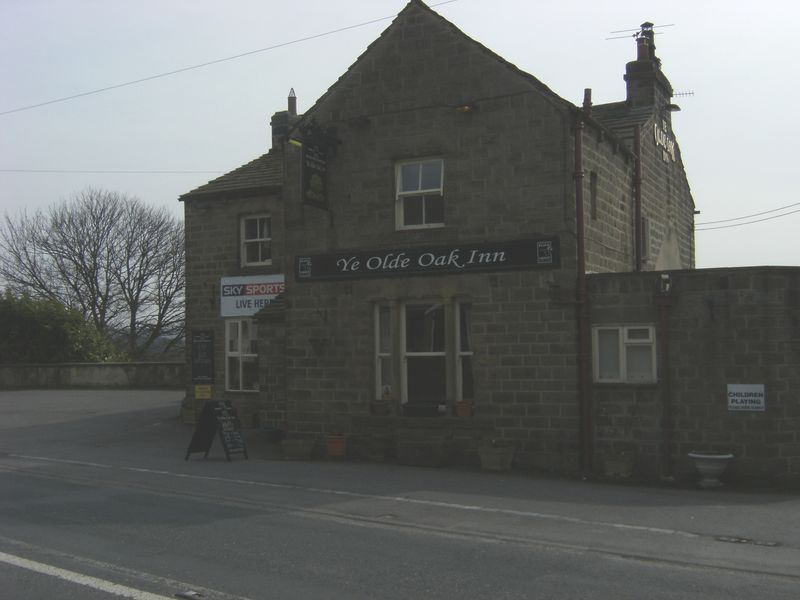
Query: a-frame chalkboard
xmin=185 ymin=400 xmax=248 ymax=461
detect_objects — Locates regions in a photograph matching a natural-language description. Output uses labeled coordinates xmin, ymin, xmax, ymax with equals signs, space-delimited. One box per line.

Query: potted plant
xmin=688 ymin=451 xmax=734 ymax=488
xmin=325 ymin=433 xmax=347 ymax=459
xmin=477 ymin=439 xmax=515 ymax=472
xmin=454 ymin=400 xmax=473 ymax=417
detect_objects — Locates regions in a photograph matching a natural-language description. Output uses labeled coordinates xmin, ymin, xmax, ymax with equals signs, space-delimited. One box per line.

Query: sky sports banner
xmin=295 ymin=237 xmax=559 ymax=282
xmin=220 ymin=274 xmax=285 ymax=317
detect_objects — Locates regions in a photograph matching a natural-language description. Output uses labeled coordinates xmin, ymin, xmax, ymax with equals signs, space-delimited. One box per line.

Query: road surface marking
xmin=9 ymin=452 xmax=698 ymax=539
xmin=0 ymin=550 xmax=173 ymax=600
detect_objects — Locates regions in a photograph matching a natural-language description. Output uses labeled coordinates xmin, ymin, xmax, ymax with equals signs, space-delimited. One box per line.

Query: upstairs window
xmin=241 ymin=215 xmax=272 ymax=266
xmin=396 ymin=159 xmax=444 ymax=229
xmin=593 ymin=325 xmax=656 ymax=384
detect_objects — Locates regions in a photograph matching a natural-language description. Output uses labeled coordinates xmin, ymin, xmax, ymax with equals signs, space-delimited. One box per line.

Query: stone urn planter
xmin=478 ymin=443 xmax=515 ymax=472
xmin=602 ymin=452 xmax=634 ymax=479
xmin=688 ymin=452 xmax=734 ymax=488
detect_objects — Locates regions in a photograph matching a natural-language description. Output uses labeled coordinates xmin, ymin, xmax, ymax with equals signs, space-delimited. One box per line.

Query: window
xmin=375 ymin=300 xmax=472 ymax=415
xmin=241 ymin=215 xmax=272 ymax=266
xmin=593 ymin=325 xmax=656 ymax=383
xmin=226 ymin=319 xmax=259 ymax=391
xmin=396 ymin=159 xmax=444 ymax=229
xmin=641 ymin=216 xmax=650 ymax=262
xmin=374 ymin=304 xmax=394 ymax=401
xmin=404 ymin=303 xmax=447 ymax=408
xmin=456 ymin=303 xmax=474 ymax=401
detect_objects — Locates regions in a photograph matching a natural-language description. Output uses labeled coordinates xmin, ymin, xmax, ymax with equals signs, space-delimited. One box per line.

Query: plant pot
xmin=370 ymin=400 xmax=392 ymax=416
xmin=688 ymin=452 xmax=734 ymax=488
xmin=478 ymin=446 xmax=514 ymax=472
xmin=326 ymin=434 xmax=347 ymax=459
xmin=603 ymin=453 xmax=634 ymax=479
xmin=454 ymin=401 xmax=473 ymax=417
xmin=280 ymin=439 xmax=314 ymax=461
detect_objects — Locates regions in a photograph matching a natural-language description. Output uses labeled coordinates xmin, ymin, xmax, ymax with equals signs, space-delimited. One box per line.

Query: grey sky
xmin=1 ymin=0 xmax=797 ymax=268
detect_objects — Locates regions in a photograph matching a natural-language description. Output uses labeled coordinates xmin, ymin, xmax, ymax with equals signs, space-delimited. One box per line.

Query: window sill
xmin=592 ymin=381 xmax=659 ymax=389
xmin=396 ymin=223 xmax=445 ymax=232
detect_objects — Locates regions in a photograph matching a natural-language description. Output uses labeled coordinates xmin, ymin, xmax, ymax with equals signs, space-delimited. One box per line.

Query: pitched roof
xmin=591 ymin=102 xmax=654 ymax=148
xmin=179 ymin=150 xmax=283 ymax=200
xmin=292 ymin=0 xmax=575 ymax=133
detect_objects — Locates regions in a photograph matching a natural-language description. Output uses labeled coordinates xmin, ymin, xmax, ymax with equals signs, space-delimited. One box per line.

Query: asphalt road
xmin=0 ymin=389 xmax=798 ymax=599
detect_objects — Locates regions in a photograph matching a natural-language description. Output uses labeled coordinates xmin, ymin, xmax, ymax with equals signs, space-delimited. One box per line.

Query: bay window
xmin=374 ymin=300 xmax=473 ymax=415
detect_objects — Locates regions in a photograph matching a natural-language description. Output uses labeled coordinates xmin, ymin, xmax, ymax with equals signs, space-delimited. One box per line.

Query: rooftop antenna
xmin=606 ymin=22 xmax=674 ymax=40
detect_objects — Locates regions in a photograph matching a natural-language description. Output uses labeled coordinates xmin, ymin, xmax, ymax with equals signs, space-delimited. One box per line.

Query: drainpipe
xmin=574 ymin=103 xmax=592 ymax=474
xmin=656 ymin=273 xmax=674 ymax=478
xmin=634 ymin=124 xmax=643 ymax=271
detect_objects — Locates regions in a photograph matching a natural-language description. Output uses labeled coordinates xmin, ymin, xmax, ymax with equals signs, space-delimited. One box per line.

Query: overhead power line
xmin=695 ymin=201 xmax=800 ymax=225
xmin=0 ymin=0 xmax=459 ymax=117
xmin=696 ymin=208 xmax=800 ymax=231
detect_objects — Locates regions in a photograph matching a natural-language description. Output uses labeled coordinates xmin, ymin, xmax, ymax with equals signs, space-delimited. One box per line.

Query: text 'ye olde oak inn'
xmin=181 ymin=0 xmax=800 ymax=485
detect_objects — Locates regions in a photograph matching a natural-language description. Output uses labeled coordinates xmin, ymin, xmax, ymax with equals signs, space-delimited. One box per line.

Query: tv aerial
xmin=606 ymin=22 xmax=674 ymax=40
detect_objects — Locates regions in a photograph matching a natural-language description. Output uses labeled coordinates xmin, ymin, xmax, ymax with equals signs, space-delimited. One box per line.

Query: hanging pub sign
xmin=220 ymin=274 xmax=285 ymax=317
xmin=296 ymin=237 xmax=559 ymax=281
xmin=302 ymin=143 xmax=327 ymax=208
xmin=654 ymin=119 xmax=676 ymax=163
xmin=191 ymin=330 xmax=214 ymax=384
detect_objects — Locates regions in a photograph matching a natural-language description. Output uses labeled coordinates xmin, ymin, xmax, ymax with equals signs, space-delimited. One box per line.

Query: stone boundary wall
xmin=0 ymin=362 xmax=185 ymax=390
xmin=589 ymin=266 xmax=800 ymax=486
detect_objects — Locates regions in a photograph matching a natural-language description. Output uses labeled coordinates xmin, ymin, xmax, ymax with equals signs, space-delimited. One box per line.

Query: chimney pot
xmin=582 ymin=88 xmax=592 ymax=116
xmin=636 ymin=36 xmax=650 ymax=61
xmin=288 ymin=88 xmax=297 ymax=116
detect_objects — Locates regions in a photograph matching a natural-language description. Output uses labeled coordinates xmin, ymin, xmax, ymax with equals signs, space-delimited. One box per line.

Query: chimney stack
xmin=623 ymin=22 xmax=672 ymax=108
xmin=270 ymin=88 xmax=300 ymax=148
xmin=582 ymin=88 xmax=592 ymax=117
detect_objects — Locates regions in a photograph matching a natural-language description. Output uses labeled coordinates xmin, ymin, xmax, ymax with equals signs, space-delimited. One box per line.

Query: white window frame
xmin=225 ymin=319 xmax=259 ymax=392
xmin=395 ymin=158 xmax=444 ymax=230
xmin=592 ymin=324 xmax=657 ymax=384
xmin=400 ymin=302 xmax=447 ymax=406
xmin=374 ymin=300 xmax=472 ymax=414
xmin=240 ymin=214 xmax=272 ymax=267
xmin=374 ymin=303 xmax=394 ymax=401
xmin=455 ymin=303 xmax=474 ymax=401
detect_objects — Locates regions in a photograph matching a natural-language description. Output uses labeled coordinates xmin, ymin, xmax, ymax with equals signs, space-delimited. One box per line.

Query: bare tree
xmin=0 ymin=188 xmax=184 ymax=358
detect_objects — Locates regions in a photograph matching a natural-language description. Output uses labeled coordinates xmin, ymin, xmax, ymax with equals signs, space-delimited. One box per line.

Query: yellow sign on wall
xmin=194 ymin=385 xmax=212 ymax=400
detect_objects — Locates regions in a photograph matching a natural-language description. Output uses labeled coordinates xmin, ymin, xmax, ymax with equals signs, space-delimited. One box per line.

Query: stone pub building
xmin=181 ymin=1 xmax=799 ymax=485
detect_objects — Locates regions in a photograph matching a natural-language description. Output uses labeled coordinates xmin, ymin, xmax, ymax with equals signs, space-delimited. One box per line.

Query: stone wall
xmin=589 ymin=267 xmax=800 ymax=485
xmin=0 ymin=362 xmax=184 ymax=389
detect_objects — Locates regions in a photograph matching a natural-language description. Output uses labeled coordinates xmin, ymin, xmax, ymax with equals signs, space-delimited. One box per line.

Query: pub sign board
xmin=191 ymin=330 xmax=214 ymax=384
xmin=302 ymin=143 xmax=327 ymax=208
xmin=295 ymin=237 xmax=559 ymax=282
xmin=184 ymin=400 xmax=248 ymax=461
xmin=220 ymin=274 xmax=285 ymax=317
